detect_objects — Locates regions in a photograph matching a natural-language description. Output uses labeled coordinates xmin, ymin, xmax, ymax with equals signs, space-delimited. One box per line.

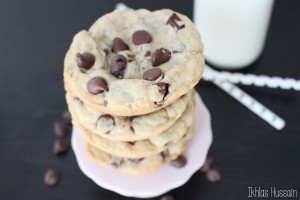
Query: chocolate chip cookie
xmin=72 ymin=97 xmax=195 ymax=158
xmin=66 ymin=87 xmax=194 ymax=141
xmin=64 ymin=9 xmax=204 ymax=116
xmin=86 ymin=123 xmax=193 ymax=175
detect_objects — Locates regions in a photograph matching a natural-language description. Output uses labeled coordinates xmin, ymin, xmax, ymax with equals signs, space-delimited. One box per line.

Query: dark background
xmin=0 ymin=0 xmax=300 ymax=199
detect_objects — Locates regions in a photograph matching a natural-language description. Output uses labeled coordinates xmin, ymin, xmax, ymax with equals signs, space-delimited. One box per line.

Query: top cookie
xmin=64 ymin=9 xmax=204 ymax=116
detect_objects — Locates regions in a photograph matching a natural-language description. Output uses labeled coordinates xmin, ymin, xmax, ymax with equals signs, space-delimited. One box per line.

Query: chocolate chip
xmin=111 ymin=158 xmax=124 ymax=168
xmin=54 ymin=122 xmax=67 ymax=138
xmin=156 ymin=82 xmax=170 ymax=98
xmin=161 ymin=149 xmax=169 ymax=160
xmin=62 ymin=110 xmax=72 ymax=125
xmin=129 ymin=158 xmax=144 ymax=164
xmin=200 ymin=156 xmax=214 ymax=173
xmin=128 ymin=141 xmax=136 ymax=145
xmin=170 ymin=155 xmax=187 ymax=168
xmin=53 ymin=139 xmax=69 ymax=155
xmin=76 ymin=52 xmax=95 ymax=69
xmin=154 ymin=101 xmax=164 ymax=107
xmin=73 ymin=97 xmax=83 ymax=103
xmin=98 ymin=114 xmax=115 ymax=126
xmin=44 ymin=169 xmax=60 ymax=187
xmin=161 ymin=194 xmax=175 ymax=200
xmin=166 ymin=13 xmax=185 ymax=31
xmin=112 ymin=37 xmax=129 ymax=53
xmin=143 ymin=68 xmax=163 ymax=81
xmin=103 ymin=100 xmax=108 ymax=106
xmin=87 ymin=77 xmax=109 ymax=94
xmin=132 ymin=30 xmax=152 ymax=45
xmin=152 ymin=48 xmax=171 ymax=67
xmin=130 ymin=126 xmax=135 ymax=133
xmin=110 ymin=54 xmax=127 ymax=78
xmin=103 ymin=48 xmax=109 ymax=55
xmin=144 ymin=51 xmax=151 ymax=57
xmin=206 ymin=167 xmax=221 ymax=183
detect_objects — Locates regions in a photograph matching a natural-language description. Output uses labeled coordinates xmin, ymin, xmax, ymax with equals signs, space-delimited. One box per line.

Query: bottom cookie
xmin=85 ymin=124 xmax=194 ymax=175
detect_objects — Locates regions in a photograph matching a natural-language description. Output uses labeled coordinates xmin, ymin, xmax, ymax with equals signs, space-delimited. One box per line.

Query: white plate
xmin=71 ymin=93 xmax=213 ymax=198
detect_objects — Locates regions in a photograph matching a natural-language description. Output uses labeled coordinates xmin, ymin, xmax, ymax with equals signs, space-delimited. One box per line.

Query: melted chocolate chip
xmin=87 ymin=77 xmax=108 ymax=94
xmin=103 ymin=100 xmax=108 ymax=106
xmin=166 ymin=13 xmax=185 ymax=31
xmin=130 ymin=126 xmax=135 ymax=133
xmin=161 ymin=149 xmax=170 ymax=160
xmin=128 ymin=141 xmax=136 ymax=145
xmin=170 ymin=155 xmax=187 ymax=168
xmin=76 ymin=52 xmax=95 ymax=69
xmin=144 ymin=51 xmax=151 ymax=57
xmin=129 ymin=158 xmax=144 ymax=164
xmin=132 ymin=30 xmax=152 ymax=45
xmin=152 ymin=48 xmax=171 ymax=67
xmin=44 ymin=169 xmax=60 ymax=187
xmin=112 ymin=37 xmax=129 ymax=53
xmin=143 ymin=68 xmax=163 ymax=81
xmin=156 ymin=82 xmax=170 ymax=98
xmin=98 ymin=114 xmax=115 ymax=126
xmin=154 ymin=102 xmax=164 ymax=107
xmin=110 ymin=54 xmax=127 ymax=78
xmin=53 ymin=139 xmax=69 ymax=155
xmin=111 ymin=158 xmax=124 ymax=168
xmin=73 ymin=97 xmax=82 ymax=102
xmin=103 ymin=48 xmax=109 ymax=55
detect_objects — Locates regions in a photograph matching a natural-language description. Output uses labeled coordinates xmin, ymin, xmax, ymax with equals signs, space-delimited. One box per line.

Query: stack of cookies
xmin=64 ymin=9 xmax=204 ymax=175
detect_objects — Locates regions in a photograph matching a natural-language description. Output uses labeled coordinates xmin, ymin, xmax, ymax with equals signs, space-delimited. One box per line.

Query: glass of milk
xmin=194 ymin=0 xmax=274 ymax=70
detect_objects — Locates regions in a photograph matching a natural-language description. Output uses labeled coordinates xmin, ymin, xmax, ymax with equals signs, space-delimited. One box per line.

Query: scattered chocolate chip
xmin=156 ymin=82 xmax=170 ymax=98
xmin=103 ymin=48 xmax=109 ymax=55
xmin=53 ymin=139 xmax=69 ymax=155
xmin=76 ymin=52 xmax=95 ymax=69
xmin=54 ymin=122 xmax=67 ymax=138
xmin=98 ymin=114 xmax=115 ymax=126
xmin=87 ymin=77 xmax=109 ymax=94
xmin=144 ymin=51 xmax=151 ymax=57
xmin=206 ymin=167 xmax=221 ymax=183
xmin=128 ymin=141 xmax=136 ymax=145
xmin=132 ymin=30 xmax=152 ymax=45
xmin=111 ymin=158 xmax=124 ymax=168
xmin=170 ymin=155 xmax=187 ymax=168
xmin=152 ymin=48 xmax=171 ymax=67
xmin=62 ymin=110 xmax=72 ymax=125
xmin=129 ymin=158 xmax=144 ymax=164
xmin=143 ymin=68 xmax=163 ymax=81
xmin=200 ymin=157 xmax=214 ymax=173
xmin=166 ymin=13 xmax=185 ymax=31
xmin=161 ymin=194 xmax=175 ymax=200
xmin=110 ymin=54 xmax=127 ymax=78
xmin=130 ymin=126 xmax=135 ymax=133
xmin=44 ymin=169 xmax=60 ymax=187
xmin=112 ymin=37 xmax=129 ymax=53
xmin=161 ymin=149 xmax=170 ymax=160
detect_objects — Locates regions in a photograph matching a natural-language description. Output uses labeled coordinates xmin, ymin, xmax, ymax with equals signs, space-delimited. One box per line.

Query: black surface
xmin=0 ymin=0 xmax=300 ymax=199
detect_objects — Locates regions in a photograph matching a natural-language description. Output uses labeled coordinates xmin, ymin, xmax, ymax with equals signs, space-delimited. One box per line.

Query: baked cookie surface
xmin=66 ymin=88 xmax=194 ymax=141
xmin=72 ymin=98 xmax=195 ymax=158
xmin=64 ymin=9 xmax=204 ymax=116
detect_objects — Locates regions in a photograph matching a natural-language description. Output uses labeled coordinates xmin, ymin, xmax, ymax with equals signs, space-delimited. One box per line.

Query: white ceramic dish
xmin=71 ymin=93 xmax=213 ymax=198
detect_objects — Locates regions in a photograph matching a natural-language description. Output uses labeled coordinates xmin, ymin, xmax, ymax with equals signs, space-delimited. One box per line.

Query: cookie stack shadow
xmin=64 ymin=9 xmax=204 ymax=175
